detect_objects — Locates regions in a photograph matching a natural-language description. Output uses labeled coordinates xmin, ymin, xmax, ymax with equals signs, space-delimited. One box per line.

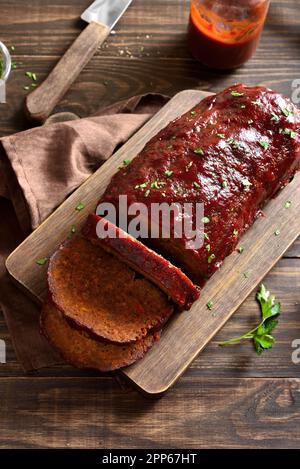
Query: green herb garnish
xmin=205 ymin=244 xmax=211 ymax=252
xmin=75 ymin=202 xmax=85 ymax=211
xmin=123 ymin=159 xmax=131 ymax=166
xmin=233 ymin=229 xmax=239 ymax=237
xmin=202 ymin=216 xmax=210 ymax=224
xmin=281 ymin=107 xmax=293 ymax=118
xmin=207 ymin=301 xmax=214 ymax=310
xmin=231 ymin=91 xmax=244 ymax=97
xmin=274 ymin=229 xmax=280 ymax=236
xmin=217 ymin=133 xmax=225 ymax=139
xmin=25 ymin=71 xmax=37 ymax=81
xmin=193 ymin=181 xmax=201 ymax=189
xmin=186 ymin=161 xmax=193 ymax=172
xmin=144 ymin=189 xmax=150 ymax=198
xmin=279 ymin=128 xmax=297 ymax=139
xmin=271 ymin=113 xmax=280 ymax=123
xmin=221 ymin=180 xmax=228 ymax=188
xmin=194 ymin=147 xmax=204 ymax=155
xmin=135 ymin=182 xmax=148 ymax=189
xmin=259 ymin=139 xmax=269 ymax=150
xmin=164 ymin=170 xmax=173 ymax=177
xmin=237 ymin=246 xmax=245 ymax=254
xmin=36 ymin=257 xmax=48 ymax=266
xmin=208 ymin=254 xmax=215 ymax=264
xmin=284 ymin=201 xmax=291 ymax=209
xmin=151 ymin=181 xmax=166 ymax=189
xmin=219 ymin=284 xmax=281 ymax=355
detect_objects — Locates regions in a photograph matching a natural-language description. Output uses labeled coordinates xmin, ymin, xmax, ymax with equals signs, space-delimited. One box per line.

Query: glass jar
xmin=188 ymin=0 xmax=270 ymax=70
xmin=0 ymin=42 xmax=11 ymax=103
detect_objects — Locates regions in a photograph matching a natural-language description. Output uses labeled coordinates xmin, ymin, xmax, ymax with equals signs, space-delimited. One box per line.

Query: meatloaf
xmin=41 ymin=299 xmax=159 ymax=372
xmin=48 ymin=235 xmax=173 ymax=344
xmin=100 ymin=84 xmax=300 ymax=284
xmin=82 ymin=213 xmax=200 ymax=310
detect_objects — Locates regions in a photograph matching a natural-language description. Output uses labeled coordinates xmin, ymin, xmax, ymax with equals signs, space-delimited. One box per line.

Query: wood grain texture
xmin=6 ymin=89 xmax=300 ymax=395
xmin=25 ymin=21 xmax=110 ymax=121
xmin=0 ymin=0 xmax=300 ymax=447
xmin=1 ymin=376 xmax=300 ymax=448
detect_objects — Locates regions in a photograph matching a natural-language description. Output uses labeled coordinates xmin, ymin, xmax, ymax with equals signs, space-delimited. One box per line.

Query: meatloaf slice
xmin=48 ymin=235 xmax=173 ymax=344
xmin=41 ymin=299 xmax=158 ymax=372
xmin=100 ymin=84 xmax=300 ymax=284
xmin=82 ymin=214 xmax=199 ymax=310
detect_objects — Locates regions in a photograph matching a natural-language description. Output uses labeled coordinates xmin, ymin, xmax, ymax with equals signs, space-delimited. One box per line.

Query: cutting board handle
xmin=25 ymin=21 xmax=110 ymax=122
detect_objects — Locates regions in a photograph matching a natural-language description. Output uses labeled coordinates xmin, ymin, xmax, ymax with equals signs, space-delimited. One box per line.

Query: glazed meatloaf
xmin=48 ymin=235 xmax=173 ymax=344
xmin=100 ymin=84 xmax=300 ymax=284
xmin=41 ymin=300 xmax=159 ymax=372
xmin=82 ymin=214 xmax=200 ymax=310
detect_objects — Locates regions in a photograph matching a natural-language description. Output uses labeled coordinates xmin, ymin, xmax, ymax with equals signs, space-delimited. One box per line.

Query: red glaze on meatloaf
xmin=100 ymin=84 xmax=300 ymax=284
xmin=82 ymin=214 xmax=200 ymax=310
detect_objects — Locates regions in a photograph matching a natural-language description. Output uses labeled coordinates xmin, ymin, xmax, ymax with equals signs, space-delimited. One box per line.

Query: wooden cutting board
xmin=6 ymin=89 xmax=300 ymax=396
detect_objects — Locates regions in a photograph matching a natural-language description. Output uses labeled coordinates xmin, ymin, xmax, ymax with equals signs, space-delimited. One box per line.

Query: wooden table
xmin=0 ymin=0 xmax=300 ymax=449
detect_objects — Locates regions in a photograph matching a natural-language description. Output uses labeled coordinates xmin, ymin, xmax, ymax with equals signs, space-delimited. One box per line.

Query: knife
xmin=25 ymin=0 xmax=132 ymax=122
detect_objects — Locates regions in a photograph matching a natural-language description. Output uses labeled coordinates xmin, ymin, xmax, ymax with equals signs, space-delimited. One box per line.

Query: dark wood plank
xmin=0 ymin=376 xmax=300 ymax=448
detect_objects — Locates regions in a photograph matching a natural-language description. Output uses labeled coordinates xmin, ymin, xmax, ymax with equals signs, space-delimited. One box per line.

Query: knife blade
xmin=25 ymin=0 xmax=133 ymax=122
xmin=82 ymin=0 xmax=133 ymax=29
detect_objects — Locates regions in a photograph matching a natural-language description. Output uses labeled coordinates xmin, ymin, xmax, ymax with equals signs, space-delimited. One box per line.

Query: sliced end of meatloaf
xmin=82 ymin=214 xmax=200 ymax=310
xmin=48 ymin=235 xmax=173 ymax=344
xmin=41 ymin=299 xmax=159 ymax=372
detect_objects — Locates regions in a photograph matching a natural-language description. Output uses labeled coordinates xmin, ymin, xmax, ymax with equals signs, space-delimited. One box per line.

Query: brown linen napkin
xmin=0 ymin=93 xmax=169 ymax=371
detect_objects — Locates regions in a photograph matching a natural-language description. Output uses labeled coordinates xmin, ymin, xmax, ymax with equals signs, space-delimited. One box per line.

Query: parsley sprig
xmin=219 ymin=284 xmax=281 ymax=354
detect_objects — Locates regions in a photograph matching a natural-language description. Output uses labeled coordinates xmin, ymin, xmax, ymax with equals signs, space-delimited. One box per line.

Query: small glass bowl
xmin=0 ymin=41 xmax=11 ymax=81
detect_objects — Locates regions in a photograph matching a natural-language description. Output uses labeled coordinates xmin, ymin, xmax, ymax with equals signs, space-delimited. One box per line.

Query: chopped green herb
xmin=281 ymin=107 xmax=293 ymax=118
xmin=25 ymin=71 xmax=37 ymax=81
xmin=219 ymin=284 xmax=281 ymax=355
xmin=144 ymin=189 xmax=150 ymax=198
xmin=259 ymin=139 xmax=269 ymax=150
xmin=274 ymin=229 xmax=280 ymax=236
xmin=208 ymin=254 xmax=215 ymax=264
xmin=233 ymin=229 xmax=239 ymax=237
xmin=135 ymin=182 xmax=148 ymax=189
xmin=164 ymin=170 xmax=173 ymax=177
xmin=202 ymin=216 xmax=210 ymax=224
xmin=71 ymin=225 xmax=77 ymax=234
xmin=244 ymin=271 xmax=250 ymax=278
xmin=75 ymin=202 xmax=85 ymax=211
xmin=193 ymin=181 xmax=201 ymax=189
xmin=123 ymin=159 xmax=131 ymax=166
xmin=23 ymin=86 xmax=30 ymax=91
xmin=221 ymin=180 xmax=228 ymax=188
xmin=206 ymin=301 xmax=214 ymax=310
xmin=231 ymin=91 xmax=244 ymax=97
xmin=271 ymin=113 xmax=280 ymax=123
xmin=31 ymin=83 xmax=37 ymax=88
xmin=36 ymin=257 xmax=48 ymax=266
xmin=205 ymin=244 xmax=211 ymax=252
xmin=217 ymin=133 xmax=225 ymax=139
xmin=11 ymin=45 xmax=15 ymax=52
xmin=194 ymin=147 xmax=204 ymax=155
xmin=186 ymin=161 xmax=193 ymax=172
xmin=204 ymin=233 xmax=209 ymax=241
xmin=237 ymin=246 xmax=245 ymax=254
xmin=279 ymin=128 xmax=297 ymax=139
xmin=190 ymin=111 xmax=197 ymax=116
xmin=11 ymin=61 xmax=17 ymax=70
xmin=167 ymin=144 xmax=173 ymax=149
xmin=227 ymin=138 xmax=241 ymax=149
xmin=241 ymin=178 xmax=252 ymax=191
xmin=284 ymin=201 xmax=292 ymax=209
xmin=151 ymin=181 xmax=166 ymax=189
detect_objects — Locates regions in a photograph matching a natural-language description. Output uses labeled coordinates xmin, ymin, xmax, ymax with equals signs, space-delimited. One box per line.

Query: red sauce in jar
xmin=188 ymin=1 xmax=269 ymax=69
